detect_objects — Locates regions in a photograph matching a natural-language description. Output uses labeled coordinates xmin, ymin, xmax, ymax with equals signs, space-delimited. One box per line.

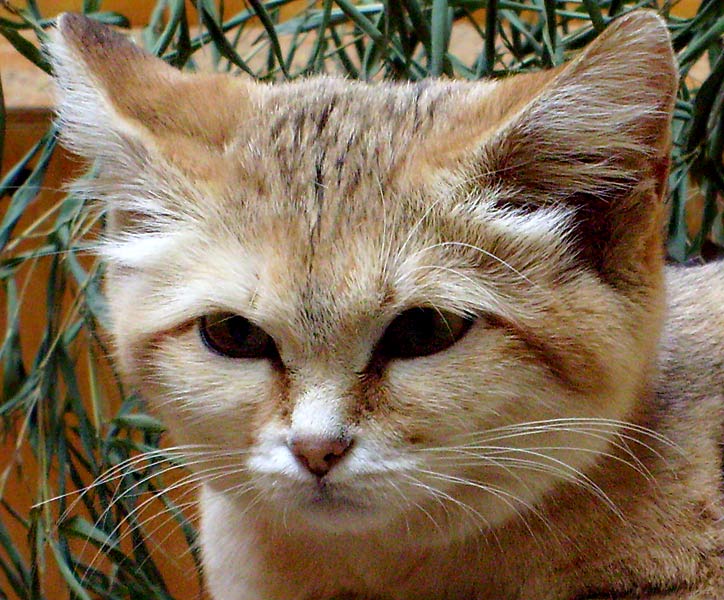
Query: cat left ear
xmin=471 ymin=11 xmax=678 ymax=279
xmin=47 ymin=13 xmax=251 ymax=163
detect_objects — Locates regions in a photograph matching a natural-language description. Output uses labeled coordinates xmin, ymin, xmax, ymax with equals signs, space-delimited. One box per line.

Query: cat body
xmin=48 ymin=11 xmax=724 ymax=599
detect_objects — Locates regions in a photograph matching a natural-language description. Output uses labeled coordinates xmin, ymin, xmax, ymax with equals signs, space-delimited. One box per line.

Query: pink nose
xmin=289 ymin=435 xmax=352 ymax=478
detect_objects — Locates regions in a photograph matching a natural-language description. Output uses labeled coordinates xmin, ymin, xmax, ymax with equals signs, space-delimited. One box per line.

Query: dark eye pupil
xmin=200 ymin=313 xmax=275 ymax=359
xmin=221 ymin=315 xmax=248 ymax=342
xmin=375 ymin=308 xmax=472 ymax=360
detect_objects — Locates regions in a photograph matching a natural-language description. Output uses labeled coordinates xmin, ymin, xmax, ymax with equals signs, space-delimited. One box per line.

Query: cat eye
xmin=199 ymin=313 xmax=276 ymax=359
xmin=375 ymin=308 xmax=472 ymax=360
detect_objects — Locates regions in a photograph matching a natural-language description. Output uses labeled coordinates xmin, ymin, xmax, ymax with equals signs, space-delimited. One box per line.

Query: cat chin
xmin=215 ymin=482 xmax=507 ymax=545
xmin=214 ymin=475 xmax=513 ymax=541
xmin=259 ymin=482 xmax=403 ymax=533
xmin=286 ymin=502 xmax=396 ymax=534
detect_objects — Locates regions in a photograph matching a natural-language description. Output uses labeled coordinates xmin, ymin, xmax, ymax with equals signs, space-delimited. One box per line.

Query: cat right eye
xmin=199 ymin=313 xmax=276 ymax=359
xmin=375 ymin=307 xmax=473 ymax=360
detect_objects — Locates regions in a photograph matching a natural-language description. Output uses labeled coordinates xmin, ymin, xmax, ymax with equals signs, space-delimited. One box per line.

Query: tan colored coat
xmin=48 ymin=11 xmax=724 ymax=600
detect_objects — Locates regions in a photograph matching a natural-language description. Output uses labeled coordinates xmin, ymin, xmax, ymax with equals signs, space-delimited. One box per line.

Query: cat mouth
xmin=287 ymin=479 xmax=379 ymax=521
xmin=306 ymin=481 xmax=366 ymax=511
xmin=289 ymin=485 xmax=395 ymax=531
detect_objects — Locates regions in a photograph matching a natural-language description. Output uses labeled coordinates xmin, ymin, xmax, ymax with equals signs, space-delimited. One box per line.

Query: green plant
xmin=1 ymin=1 xmax=723 ymax=598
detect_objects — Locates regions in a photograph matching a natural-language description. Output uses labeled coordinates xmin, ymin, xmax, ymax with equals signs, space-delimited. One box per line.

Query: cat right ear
xmin=47 ymin=14 xmax=256 ymax=266
xmin=47 ymin=13 xmax=251 ymax=168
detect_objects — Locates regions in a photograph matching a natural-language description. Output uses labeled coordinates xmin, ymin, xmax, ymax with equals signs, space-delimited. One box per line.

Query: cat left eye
xmin=375 ymin=307 xmax=473 ymax=360
xmin=199 ymin=313 xmax=276 ymax=359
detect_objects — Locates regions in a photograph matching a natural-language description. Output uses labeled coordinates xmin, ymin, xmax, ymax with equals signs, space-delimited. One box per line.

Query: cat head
xmin=48 ymin=12 xmax=677 ymax=537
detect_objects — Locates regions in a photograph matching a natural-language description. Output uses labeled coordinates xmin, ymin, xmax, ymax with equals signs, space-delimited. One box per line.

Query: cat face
xmin=49 ymin=12 xmax=677 ymax=538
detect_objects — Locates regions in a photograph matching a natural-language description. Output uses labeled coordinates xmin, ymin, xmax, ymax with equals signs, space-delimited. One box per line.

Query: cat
xmin=48 ymin=10 xmax=724 ymax=600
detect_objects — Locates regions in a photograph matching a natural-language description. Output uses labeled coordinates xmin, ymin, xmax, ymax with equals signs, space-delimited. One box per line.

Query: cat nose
xmin=288 ymin=434 xmax=352 ymax=478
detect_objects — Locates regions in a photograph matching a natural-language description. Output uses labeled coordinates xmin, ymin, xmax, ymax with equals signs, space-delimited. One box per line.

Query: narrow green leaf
xmin=334 ymin=0 xmax=386 ymax=45
xmin=198 ymin=4 xmax=255 ymax=76
xmin=246 ymin=0 xmax=291 ymax=78
xmin=687 ymin=182 xmax=720 ymax=259
xmin=112 ymin=414 xmax=166 ymax=433
xmin=581 ymin=0 xmax=606 ymax=32
xmin=0 ymin=370 xmax=38 ymax=419
xmin=501 ymin=9 xmax=543 ymax=56
xmin=0 ymin=25 xmax=50 ymax=73
xmin=86 ymin=11 xmax=131 ymax=28
xmin=678 ymin=14 xmax=724 ymax=74
xmin=430 ymin=0 xmax=450 ymax=76
xmin=2 ymin=279 xmax=26 ymax=403
xmin=61 ymin=516 xmax=173 ymax=597
xmin=143 ymin=0 xmax=169 ymax=50
xmin=0 ymin=131 xmax=44 ymax=199
xmin=670 ymin=0 xmax=720 ymax=51
xmin=361 ymin=10 xmax=387 ymax=80
xmin=0 ymin=513 xmax=30 ymax=595
xmin=275 ymin=5 xmax=382 ymax=35
xmin=685 ymin=50 xmax=724 ymax=156
xmin=82 ymin=0 xmax=102 ymax=13
xmin=307 ymin=0 xmax=334 ymax=73
xmin=329 ymin=26 xmax=360 ymax=78
xmin=49 ymin=526 xmax=94 ymax=600
xmin=158 ymin=0 xmax=186 ymax=57
xmin=607 ymin=0 xmax=624 ymax=17
xmin=482 ymin=0 xmax=498 ymax=76
xmin=539 ymin=0 xmax=559 ymax=67
xmin=400 ymin=0 xmax=431 ymax=60
xmin=666 ymin=166 xmax=691 ymax=262
xmin=0 ymin=132 xmax=56 ymax=251
xmin=28 ymin=507 xmax=43 ymax=599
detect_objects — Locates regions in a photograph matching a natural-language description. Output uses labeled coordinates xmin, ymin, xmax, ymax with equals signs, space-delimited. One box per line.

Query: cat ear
xmin=465 ymin=11 xmax=678 ymax=278
xmin=47 ymin=14 xmax=256 ymax=266
xmin=47 ymin=13 xmax=251 ymax=165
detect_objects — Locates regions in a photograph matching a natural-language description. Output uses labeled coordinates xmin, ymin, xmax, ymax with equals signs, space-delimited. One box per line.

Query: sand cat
xmin=48 ymin=10 xmax=724 ymax=600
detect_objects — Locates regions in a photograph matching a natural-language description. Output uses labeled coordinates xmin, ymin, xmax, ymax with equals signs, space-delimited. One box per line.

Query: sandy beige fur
xmin=48 ymin=11 xmax=724 ymax=600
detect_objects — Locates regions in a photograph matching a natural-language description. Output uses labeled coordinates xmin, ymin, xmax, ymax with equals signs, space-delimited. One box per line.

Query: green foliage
xmin=0 ymin=1 xmax=723 ymax=598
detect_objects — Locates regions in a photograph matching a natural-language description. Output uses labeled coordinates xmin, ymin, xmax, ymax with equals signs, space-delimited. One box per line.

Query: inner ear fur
xmin=462 ymin=11 xmax=678 ymax=283
xmin=49 ymin=13 xmax=252 ymax=160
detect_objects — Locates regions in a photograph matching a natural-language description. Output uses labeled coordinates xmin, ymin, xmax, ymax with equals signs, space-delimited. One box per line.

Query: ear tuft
xmin=48 ymin=13 xmax=253 ymax=163
xmin=56 ymin=12 xmax=147 ymax=65
xmin=48 ymin=13 xmax=165 ymax=161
